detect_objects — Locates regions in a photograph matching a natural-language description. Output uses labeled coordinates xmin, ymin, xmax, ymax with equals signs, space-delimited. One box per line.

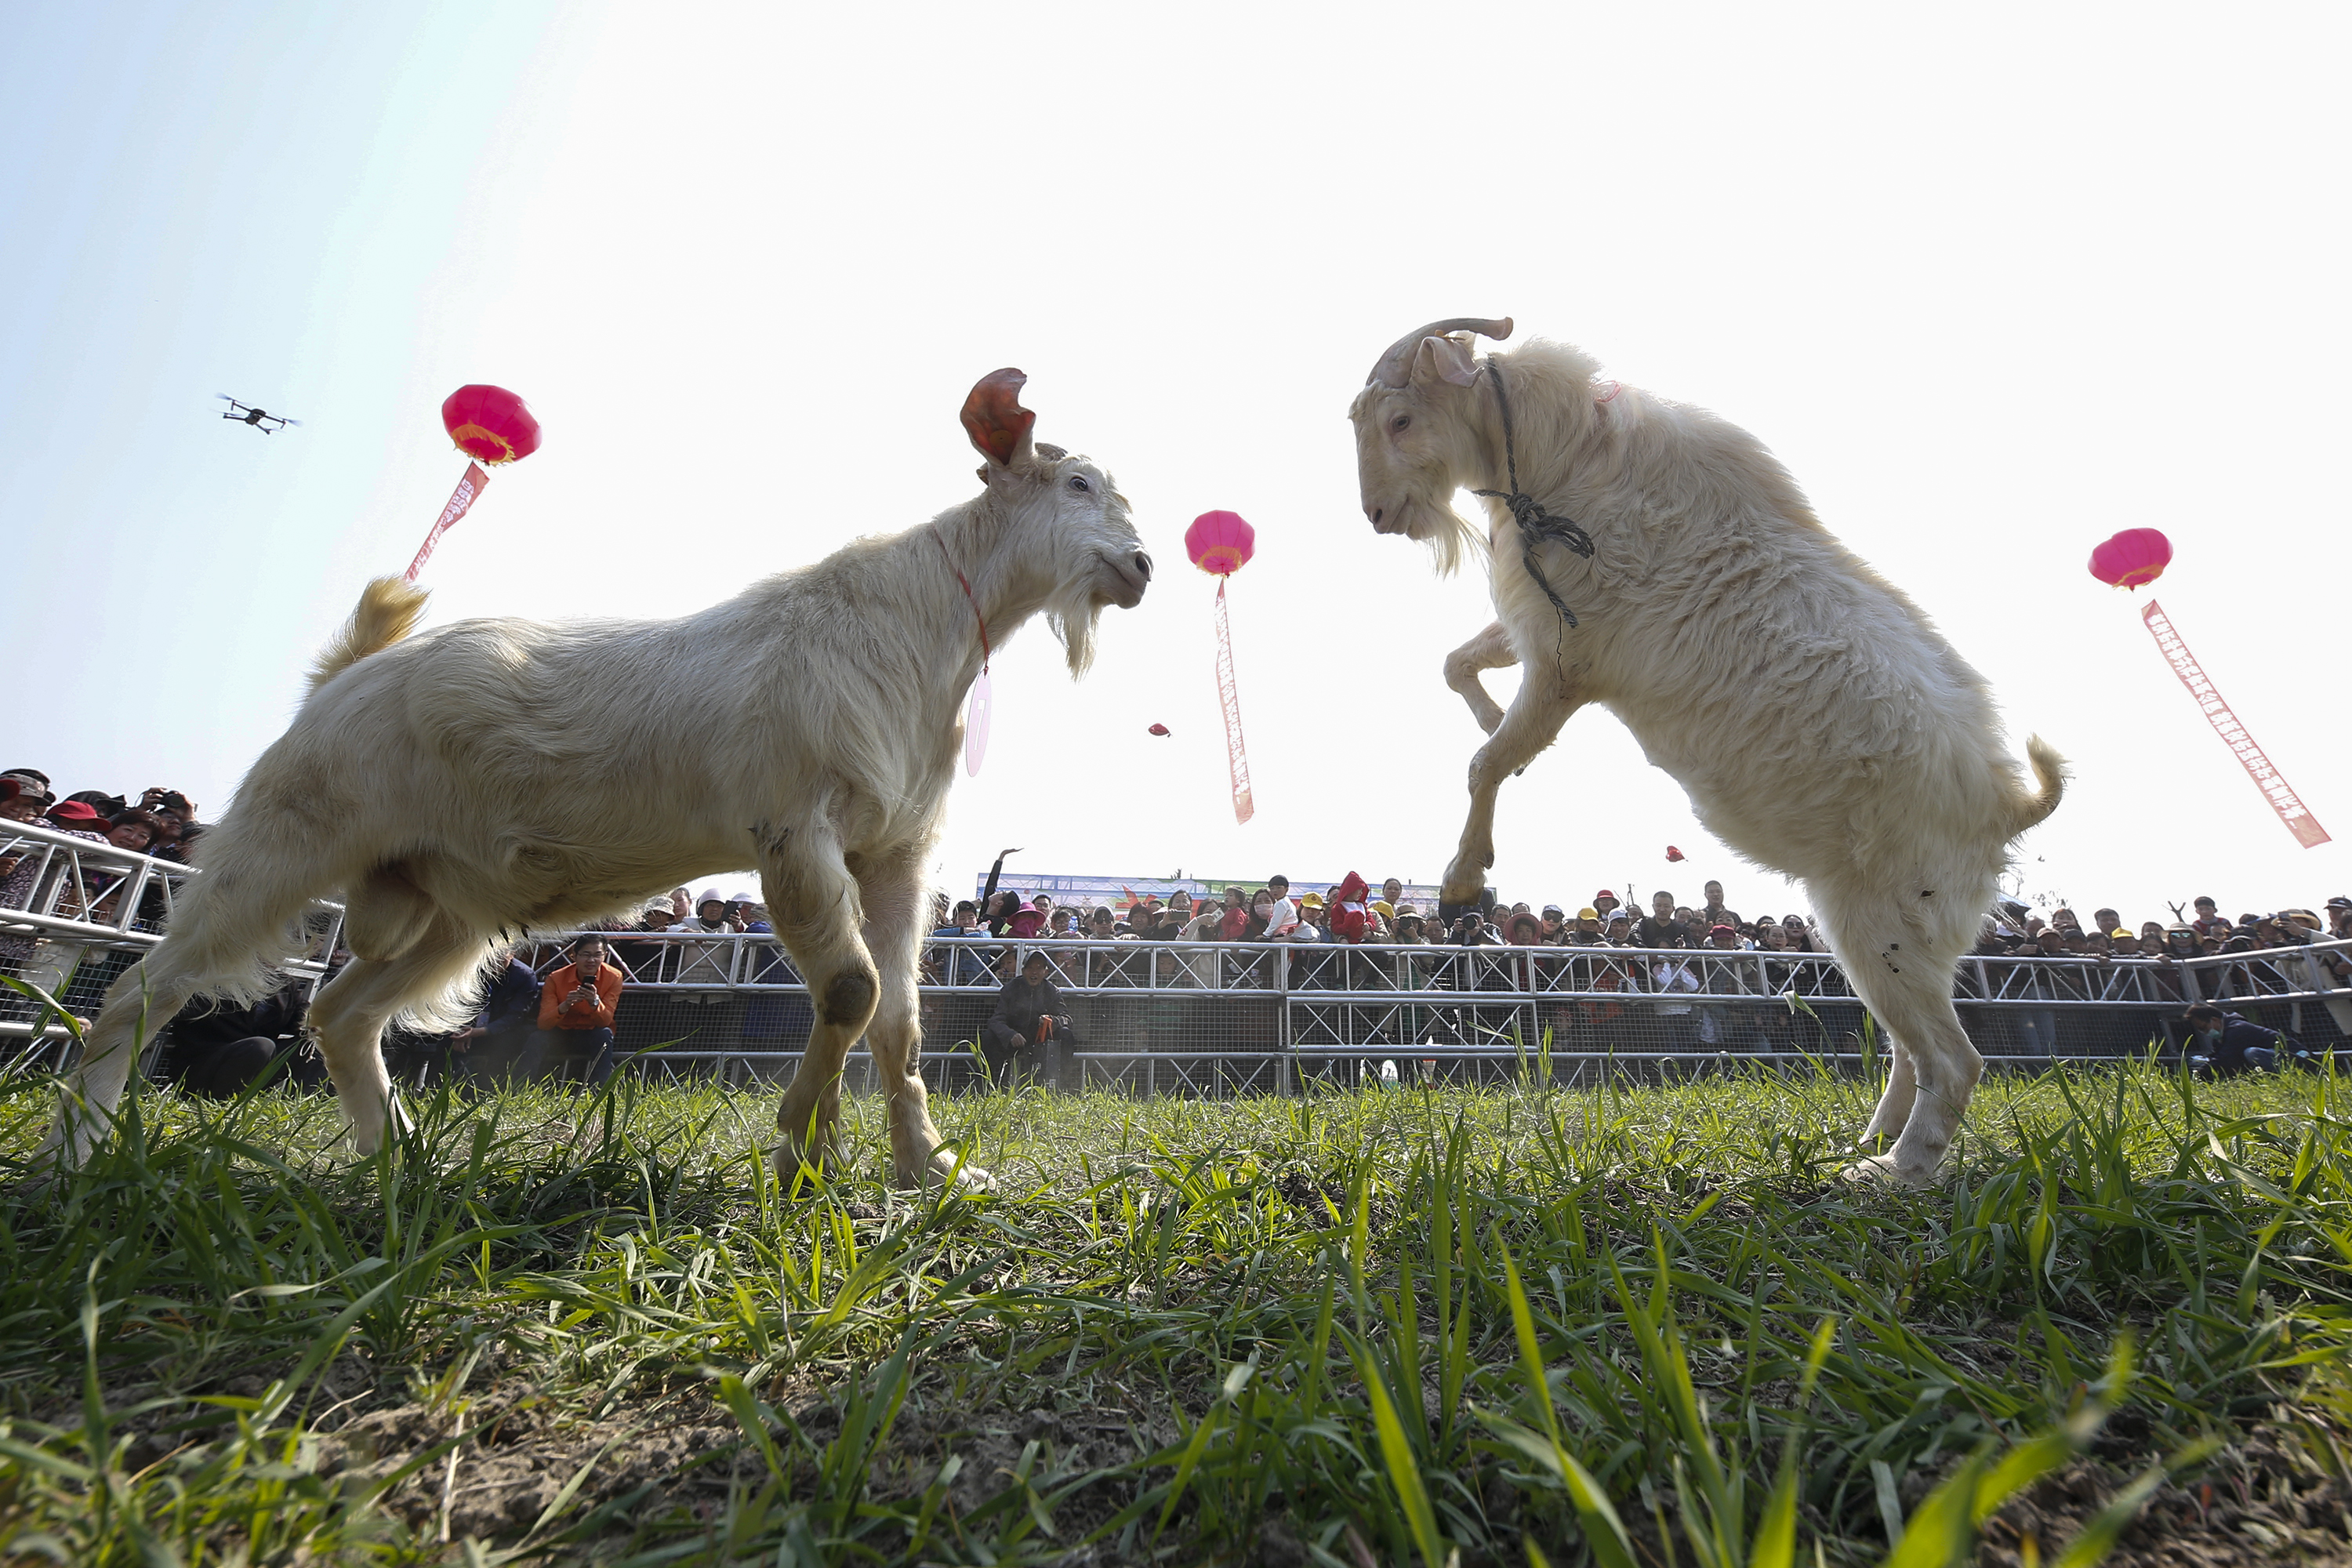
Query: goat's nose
xmin=1134 ymin=551 xmax=1153 ymax=581
xmin=1370 ymin=505 xmax=1385 ymax=526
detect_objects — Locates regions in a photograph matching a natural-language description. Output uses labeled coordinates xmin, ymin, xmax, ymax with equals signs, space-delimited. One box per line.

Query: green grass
xmin=1 ymin=1058 xmax=2348 ymax=1566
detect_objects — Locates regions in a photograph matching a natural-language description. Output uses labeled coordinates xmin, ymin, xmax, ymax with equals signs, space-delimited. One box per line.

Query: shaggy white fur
xmin=1351 ymin=319 xmax=2063 ymax=1185
xmin=46 ymin=369 xmax=1152 ymax=1190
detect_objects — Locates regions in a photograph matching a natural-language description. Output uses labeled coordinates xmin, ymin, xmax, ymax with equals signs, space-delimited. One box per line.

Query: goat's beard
xmin=1418 ymin=498 xmax=1486 ymax=579
xmin=1047 ymin=583 xmax=1104 ymax=677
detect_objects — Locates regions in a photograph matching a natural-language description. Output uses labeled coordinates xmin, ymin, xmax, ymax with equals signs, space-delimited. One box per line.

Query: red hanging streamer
xmin=1214 ymin=578 xmax=1254 ymax=824
xmin=2143 ymin=599 xmax=2329 ymax=848
xmin=404 ymin=463 xmax=490 ymax=583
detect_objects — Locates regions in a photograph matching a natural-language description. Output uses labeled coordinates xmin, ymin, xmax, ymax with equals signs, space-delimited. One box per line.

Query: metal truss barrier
xmin=0 ymin=820 xmax=343 ymax=1045
xmin=9 ymin=861 xmax=2346 ymax=1092
xmin=483 ymin=931 xmax=2352 ymax=1096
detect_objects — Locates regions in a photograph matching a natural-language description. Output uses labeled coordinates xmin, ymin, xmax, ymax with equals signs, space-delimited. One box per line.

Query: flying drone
xmin=217 ymin=395 xmax=299 ymax=434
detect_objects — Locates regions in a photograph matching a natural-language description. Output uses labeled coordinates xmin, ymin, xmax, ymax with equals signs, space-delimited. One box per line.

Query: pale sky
xmin=5 ymin=2 xmax=2346 ymax=930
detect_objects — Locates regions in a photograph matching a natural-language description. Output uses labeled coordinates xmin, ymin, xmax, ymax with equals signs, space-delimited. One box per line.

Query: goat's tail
xmin=310 ymin=576 xmax=430 ymax=692
xmin=2010 ymin=734 xmax=2067 ymax=834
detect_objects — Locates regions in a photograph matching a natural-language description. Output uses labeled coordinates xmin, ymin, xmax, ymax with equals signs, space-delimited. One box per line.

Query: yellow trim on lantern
xmin=449 ymin=423 xmax=517 ymax=463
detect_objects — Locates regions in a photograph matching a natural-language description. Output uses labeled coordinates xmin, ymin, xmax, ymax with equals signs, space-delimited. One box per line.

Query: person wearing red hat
xmin=43 ymin=800 xmax=110 ymax=835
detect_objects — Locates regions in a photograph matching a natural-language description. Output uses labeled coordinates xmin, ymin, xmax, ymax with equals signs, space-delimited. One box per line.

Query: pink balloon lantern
xmin=1188 ymin=510 xmax=1258 ymax=824
xmin=1185 ymin=510 xmax=1256 ymax=576
xmin=2091 ymin=524 xmax=2332 ymax=850
xmin=2088 ymin=528 xmax=2172 ymax=590
xmin=405 ymin=384 xmax=543 ymax=583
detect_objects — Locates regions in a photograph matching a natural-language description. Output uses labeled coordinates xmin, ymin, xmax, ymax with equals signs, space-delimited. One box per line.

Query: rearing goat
xmin=1349 ymin=318 xmax=2062 ymax=1184
xmin=48 ymin=369 xmax=1151 ymax=1190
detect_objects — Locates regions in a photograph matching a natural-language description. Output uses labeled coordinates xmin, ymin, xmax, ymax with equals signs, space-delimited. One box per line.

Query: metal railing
xmin=14 ymin=874 xmax=2345 ymax=1091
xmin=0 ymin=821 xmax=342 ymax=1044
xmin=482 ymin=931 xmax=2352 ymax=1092
xmin=559 ymin=930 xmax=2352 ymax=1003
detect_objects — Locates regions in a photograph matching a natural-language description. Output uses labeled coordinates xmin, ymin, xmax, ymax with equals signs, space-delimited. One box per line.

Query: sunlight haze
xmin=4 ymin=2 xmax=2345 ymax=927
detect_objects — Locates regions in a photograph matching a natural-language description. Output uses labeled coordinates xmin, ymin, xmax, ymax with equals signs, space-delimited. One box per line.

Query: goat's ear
xmin=961 ymin=368 xmax=1036 ymax=469
xmin=1411 ymin=334 xmax=1481 ymax=388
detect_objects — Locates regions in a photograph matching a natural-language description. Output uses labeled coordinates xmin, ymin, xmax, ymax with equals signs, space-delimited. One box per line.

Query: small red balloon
xmin=441 ymin=384 xmax=543 ymax=466
xmin=2088 ymin=528 xmax=2171 ymax=590
xmin=1148 ymin=723 xmax=1171 ymax=737
xmin=1664 ymin=845 xmax=1686 ymax=862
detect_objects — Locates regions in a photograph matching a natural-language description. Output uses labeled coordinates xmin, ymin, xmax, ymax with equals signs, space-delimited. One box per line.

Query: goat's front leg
xmin=764 ymin=826 xmax=873 ymax=1186
xmin=1443 ymin=620 xmax=1517 ymax=735
xmin=1441 ymin=662 xmax=1583 ymax=906
xmin=856 ymin=844 xmax=991 ymax=1192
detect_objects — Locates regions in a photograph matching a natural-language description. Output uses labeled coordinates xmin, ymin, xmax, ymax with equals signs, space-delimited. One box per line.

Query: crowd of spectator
xmin=890 ymin=861 xmax=2352 ymax=1077
xmin=0 ymin=768 xmax=205 ymax=866
xmin=927 ymin=853 xmax=2352 ymax=975
xmin=1 ymin=768 xmax=209 ymax=1036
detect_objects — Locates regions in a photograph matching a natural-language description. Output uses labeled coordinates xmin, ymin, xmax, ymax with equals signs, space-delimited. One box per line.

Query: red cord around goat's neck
xmin=934 ymin=533 xmax=990 ymax=671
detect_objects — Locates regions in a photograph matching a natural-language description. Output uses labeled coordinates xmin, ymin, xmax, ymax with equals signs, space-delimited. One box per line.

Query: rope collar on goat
xmin=934 ymin=532 xmax=991 ymax=673
xmin=1472 ymin=361 xmax=1595 ymax=629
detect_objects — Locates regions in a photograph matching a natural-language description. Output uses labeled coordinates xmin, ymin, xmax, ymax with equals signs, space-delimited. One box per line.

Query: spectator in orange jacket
xmin=528 ymin=934 xmax=623 ymax=1086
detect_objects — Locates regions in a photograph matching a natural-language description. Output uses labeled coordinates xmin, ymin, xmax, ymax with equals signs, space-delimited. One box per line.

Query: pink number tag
xmin=964 ymin=667 xmax=993 ymax=775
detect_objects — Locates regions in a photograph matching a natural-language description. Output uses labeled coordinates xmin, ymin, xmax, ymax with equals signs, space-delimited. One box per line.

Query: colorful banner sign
xmin=404 ymin=462 xmax=490 ymax=582
xmin=2143 ymin=599 xmax=2329 ymax=848
xmin=1214 ymin=579 xmax=1254 ymax=824
xmin=972 ymin=873 xmax=1448 ymax=913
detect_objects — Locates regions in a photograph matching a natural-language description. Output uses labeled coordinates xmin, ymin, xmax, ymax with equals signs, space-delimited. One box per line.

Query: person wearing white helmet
xmin=671 ymin=888 xmax=743 ymax=1063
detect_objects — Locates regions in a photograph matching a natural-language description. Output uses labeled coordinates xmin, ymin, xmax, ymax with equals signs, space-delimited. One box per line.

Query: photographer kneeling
xmin=528 ymin=935 xmax=623 ymax=1087
xmin=982 ymin=951 xmax=1073 ymax=1088
xmin=2181 ymin=1003 xmax=2303 ymax=1076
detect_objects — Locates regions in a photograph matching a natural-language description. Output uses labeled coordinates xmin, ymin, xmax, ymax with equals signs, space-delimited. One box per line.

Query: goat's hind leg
xmin=1442 ymin=659 xmax=1581 ymax=905
xmin=309 ymin=909 xmax=488 ymax=1155
xmin=1831 ymin=956 xmax=1982 ymax=1185
xmin=42 ymin=951 xmax=205 ymax=1167
xmin=1443 ymin=620 xmax=1518 ymax=735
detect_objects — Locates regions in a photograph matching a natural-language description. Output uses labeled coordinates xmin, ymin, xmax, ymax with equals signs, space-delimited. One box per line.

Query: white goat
xmin=1349 ymin=319 xmax=2063 ymax=1184
xmin=48 ymin=369 xmax=1152 ymax=1189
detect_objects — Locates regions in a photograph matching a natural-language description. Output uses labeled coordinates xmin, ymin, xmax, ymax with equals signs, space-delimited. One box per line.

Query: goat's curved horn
xmin=1367 ymin=317 xmax=1515 ymax=387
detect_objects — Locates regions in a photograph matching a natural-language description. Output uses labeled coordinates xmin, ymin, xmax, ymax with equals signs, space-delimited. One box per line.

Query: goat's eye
xmin=1066 ymin=474 xmax=1090 ymax=492
xmin=1392 ymin=414 xmax=1411 ymax=433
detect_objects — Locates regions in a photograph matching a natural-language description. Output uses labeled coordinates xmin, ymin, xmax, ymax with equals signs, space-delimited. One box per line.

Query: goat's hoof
xmin=1441 ymin=848 xmax=1491 ymax=904
xmin=1842 ymin=1152 xmax=1937 ymax=1188
xmin=905 ymin=1154 xmax=993 ymax=1195
xmin=771 ymin=1140 xmax=841 ymax=1189
xmin=19 ymin=1131 xmax=74 ymax=1195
